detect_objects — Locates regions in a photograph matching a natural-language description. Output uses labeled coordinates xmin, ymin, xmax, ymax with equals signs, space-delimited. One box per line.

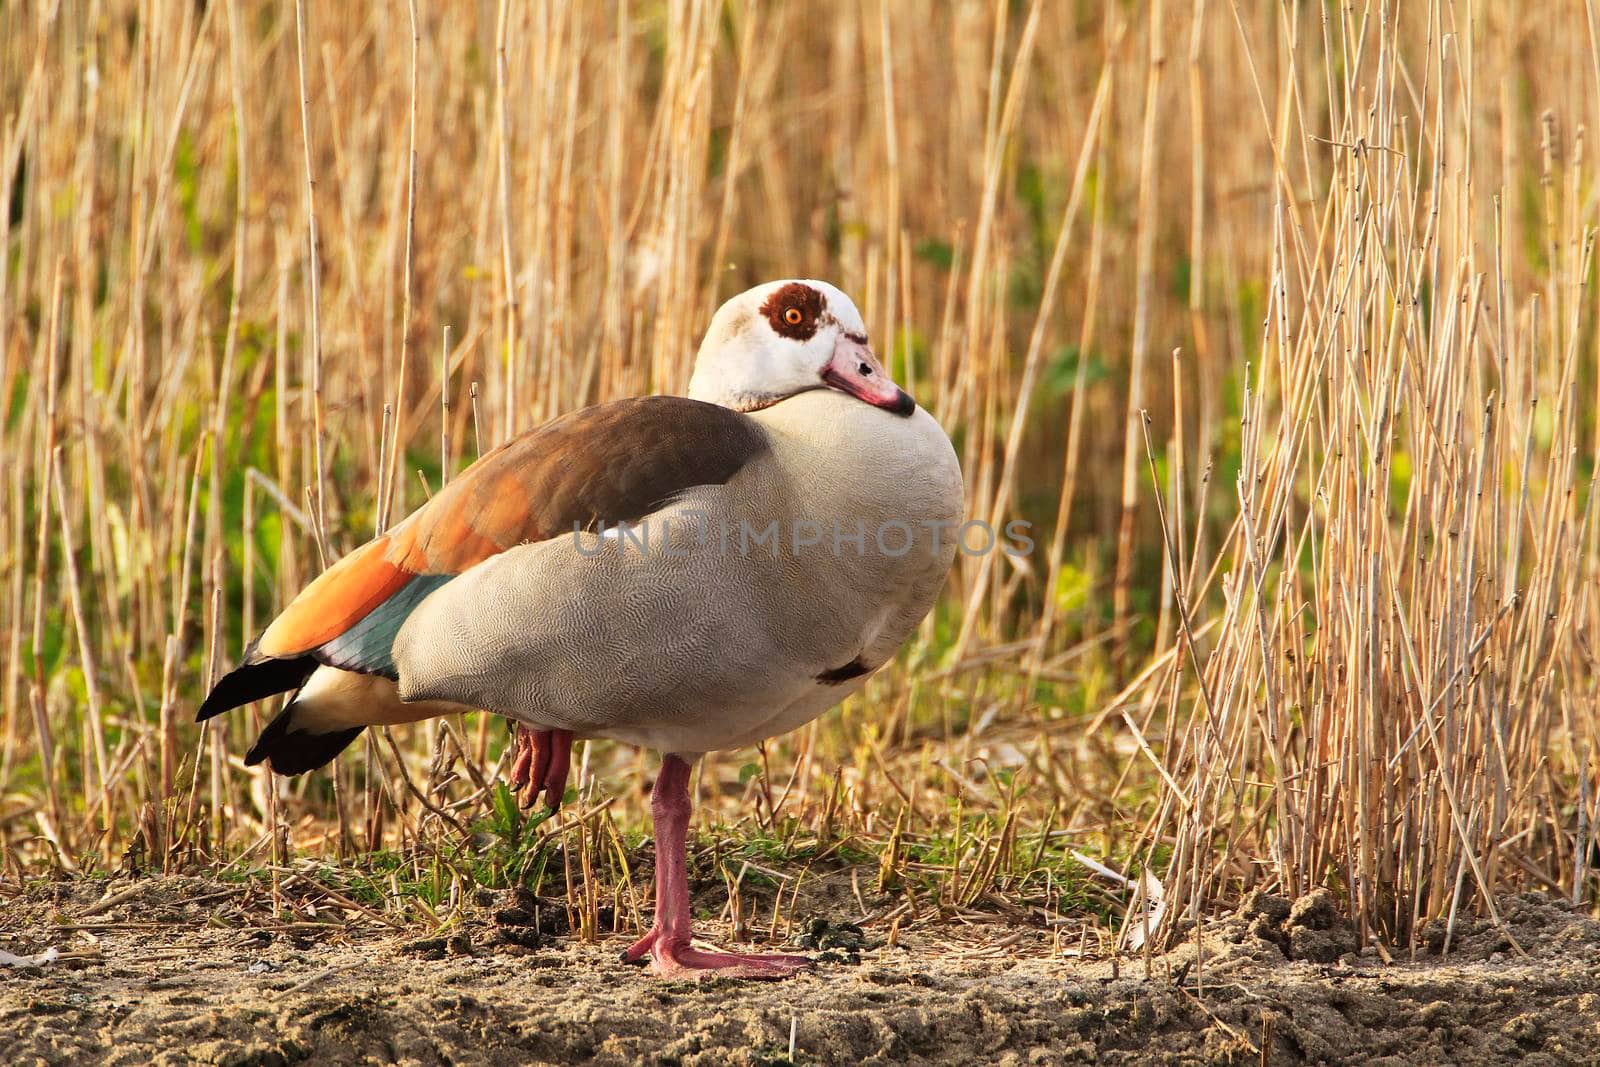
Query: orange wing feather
xmin=250 ymin=435 xmax=547 ymax=660
xmin=255 ymin=537 xmax=415 ymax=658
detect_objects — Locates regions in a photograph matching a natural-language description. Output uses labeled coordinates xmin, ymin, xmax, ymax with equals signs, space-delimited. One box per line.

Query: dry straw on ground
xmin=1 ymin=0 xmax=1597 ymax=954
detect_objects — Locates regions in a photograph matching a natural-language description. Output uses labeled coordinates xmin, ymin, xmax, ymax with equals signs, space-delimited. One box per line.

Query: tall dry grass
xmin=1 ymin=0 xmax=1597 ymax=950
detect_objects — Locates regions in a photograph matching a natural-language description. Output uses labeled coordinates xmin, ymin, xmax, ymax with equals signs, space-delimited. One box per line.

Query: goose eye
xmin=784 ymin=307 xmax=804 ymax=326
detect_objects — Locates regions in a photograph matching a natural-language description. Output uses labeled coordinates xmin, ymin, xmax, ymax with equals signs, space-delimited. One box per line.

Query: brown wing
xmin=387 ymin=395 xmax=769 ymax=575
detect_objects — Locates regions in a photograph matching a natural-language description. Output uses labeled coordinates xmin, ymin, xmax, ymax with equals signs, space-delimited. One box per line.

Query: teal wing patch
xmin=315 ymin=573 xmax=454 ymax=679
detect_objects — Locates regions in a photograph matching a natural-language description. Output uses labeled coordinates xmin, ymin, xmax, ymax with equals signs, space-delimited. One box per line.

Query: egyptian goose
xmin=199 ymin=280 xmax=964 ymax=978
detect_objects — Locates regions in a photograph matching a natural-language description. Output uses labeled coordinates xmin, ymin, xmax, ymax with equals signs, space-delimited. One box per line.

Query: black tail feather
xmin=196 ymin=651 xmax=318 ymax=723
xmin=244 ymin=702 xmax=364 ymax=776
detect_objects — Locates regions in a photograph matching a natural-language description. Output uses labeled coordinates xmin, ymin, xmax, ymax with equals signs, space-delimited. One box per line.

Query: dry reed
xmin=1 ymin=1 xmax=1596 ymax=950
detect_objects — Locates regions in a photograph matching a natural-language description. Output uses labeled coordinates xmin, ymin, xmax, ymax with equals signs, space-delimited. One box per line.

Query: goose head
xmin=688 ymin=280 xmax=915 ymax=417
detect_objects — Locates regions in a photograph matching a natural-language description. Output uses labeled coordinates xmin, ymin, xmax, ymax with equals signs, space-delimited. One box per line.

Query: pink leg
xmin=620 ymin=754 xmax=812 ymax=980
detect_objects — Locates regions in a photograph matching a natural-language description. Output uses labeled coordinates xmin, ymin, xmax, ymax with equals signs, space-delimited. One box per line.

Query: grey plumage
xmin=393 ymin=390 xmax=963 ymax=756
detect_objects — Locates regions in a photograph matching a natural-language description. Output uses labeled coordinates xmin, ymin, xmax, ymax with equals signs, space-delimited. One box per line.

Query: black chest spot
xmin=816 ymin=656 xmax=872 ymax=685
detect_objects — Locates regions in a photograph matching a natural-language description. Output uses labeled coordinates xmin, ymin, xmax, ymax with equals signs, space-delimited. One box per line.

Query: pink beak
xmin=821 ymin=335 xmax=915 ymax=417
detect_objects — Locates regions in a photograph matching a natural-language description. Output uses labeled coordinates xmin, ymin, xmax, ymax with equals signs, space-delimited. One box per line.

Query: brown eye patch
xmin=760 ymin=282 xmax=825 ymax=340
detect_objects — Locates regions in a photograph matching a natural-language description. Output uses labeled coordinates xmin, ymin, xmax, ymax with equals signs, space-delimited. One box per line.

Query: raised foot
xmin=507 ymin=725 xmax=574 ymax=812
xmin=621 ymin=928 xmax=811 ymax=981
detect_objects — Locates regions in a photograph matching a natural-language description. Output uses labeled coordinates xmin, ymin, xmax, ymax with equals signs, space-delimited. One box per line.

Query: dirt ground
xmin=3 ymin=878 xmax=1600 ymax=1066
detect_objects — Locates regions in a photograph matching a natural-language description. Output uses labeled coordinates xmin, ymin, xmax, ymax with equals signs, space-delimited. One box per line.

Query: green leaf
xmin=914 ymin=238 xmax=955 ymax=271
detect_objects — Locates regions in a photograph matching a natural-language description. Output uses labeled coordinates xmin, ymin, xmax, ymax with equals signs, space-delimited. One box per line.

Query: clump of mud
xmin=797 ymin=917 xmax=867 ymax=964
xmin=1417 ymin=891 xmax=1600 ymax=960
xmin=1235 ymin=887 xmax=1360 ymax=963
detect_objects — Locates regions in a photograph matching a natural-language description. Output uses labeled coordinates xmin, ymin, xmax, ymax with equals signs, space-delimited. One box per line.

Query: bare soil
xmin=3 ymin=878 xmax=1599 ymax=1065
